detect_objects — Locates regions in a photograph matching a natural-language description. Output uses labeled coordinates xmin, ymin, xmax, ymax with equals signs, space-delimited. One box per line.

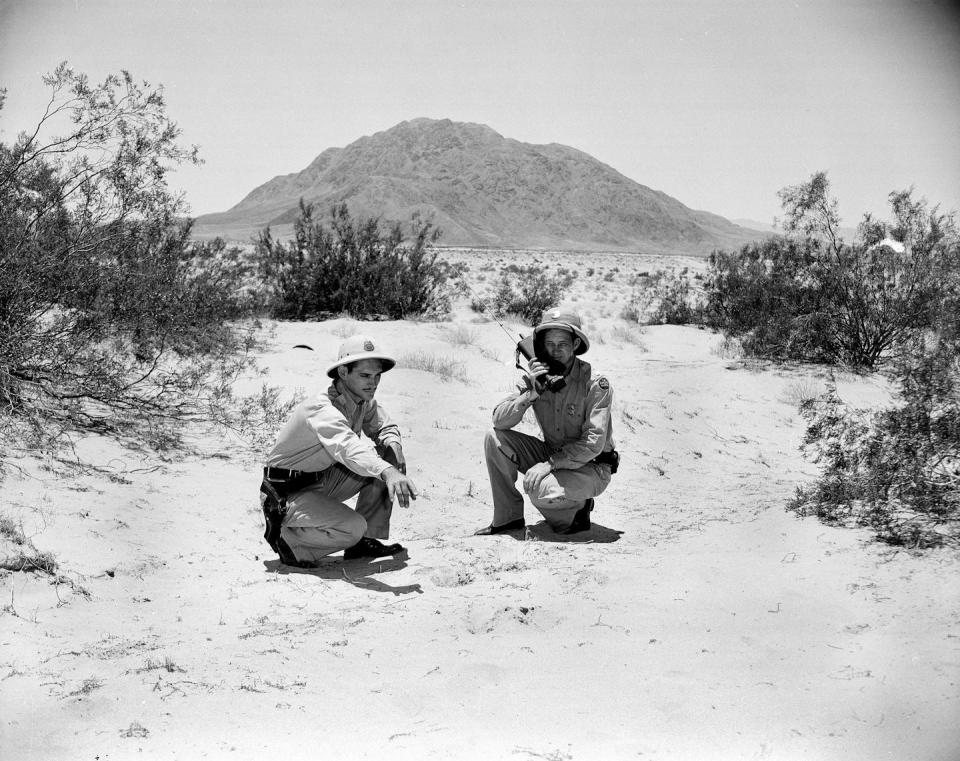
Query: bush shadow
xmin=263 ymin=550 xmax=423 ymax=596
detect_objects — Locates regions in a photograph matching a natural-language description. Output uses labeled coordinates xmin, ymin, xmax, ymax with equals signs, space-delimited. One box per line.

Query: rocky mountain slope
xmin=194 ymin=118 xmax=765 ymax=254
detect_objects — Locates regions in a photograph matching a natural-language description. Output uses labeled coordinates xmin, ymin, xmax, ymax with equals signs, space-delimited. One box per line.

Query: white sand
xmin=2 ymin=278 xmax=958 ymax=760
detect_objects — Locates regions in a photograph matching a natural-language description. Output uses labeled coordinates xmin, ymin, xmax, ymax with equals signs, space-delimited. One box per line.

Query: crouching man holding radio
xmin=476 ymin=310 xmax=618 ymax=537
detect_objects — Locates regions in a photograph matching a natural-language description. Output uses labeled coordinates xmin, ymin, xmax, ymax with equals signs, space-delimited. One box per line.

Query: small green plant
xmin=0 ymin=515 xmax=25 ymax=545
xmin=69 ymin=678 xmax=105 ymax=697
xmin=0 ymin=514 xmax=58 ymax=573
xmin=620 ymin=303 xmax=641 ymax=323
xmin=610 ymin=325 xmax=647 ymax=349
xmin=0 ymin=548 xmax=58 ymax=574
xmin=397 ymin=351 xmax=467 ymax=382
xmin=331 ymin=319 xmax=360 ymax=338
xmin=710 ymin=336 xmax=744 ymax=359
xmin=781 ymin=378 xmax=826 ymax=410
xmin=444 ymin=325 xmax=480 ymax=346
xmin=137 ymin=656 xmax=185 ymax=673
xmin=120 ymin=722 xmax=150 ymax=739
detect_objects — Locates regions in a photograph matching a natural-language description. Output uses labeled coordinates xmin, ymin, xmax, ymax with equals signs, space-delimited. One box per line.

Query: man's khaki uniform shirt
xmin=266 ymin=383 xmax=400 ymax=477
xmin=492 ymin=358 xmax=614 ymax=470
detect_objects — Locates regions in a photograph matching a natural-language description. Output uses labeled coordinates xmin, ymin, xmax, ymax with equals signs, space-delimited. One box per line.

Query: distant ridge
xmin=733 ymin=218 xmax=861 ymax=240
xmin=194 ymin=118 xmax=767 ymax=255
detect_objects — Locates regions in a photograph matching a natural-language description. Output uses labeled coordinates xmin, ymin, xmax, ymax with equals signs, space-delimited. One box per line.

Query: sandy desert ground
xmin=2 ymin=250 xmax=958 ymax=760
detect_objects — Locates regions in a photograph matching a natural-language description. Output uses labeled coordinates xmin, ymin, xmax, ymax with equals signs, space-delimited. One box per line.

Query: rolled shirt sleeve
xmin=305 ymin=405 xmax=392 ymax=478
xmin=492 ymin=377 xmax=541 ymax=430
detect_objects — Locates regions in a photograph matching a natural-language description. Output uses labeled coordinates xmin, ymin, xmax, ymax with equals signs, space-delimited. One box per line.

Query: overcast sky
xmin=1 ymin=0 xmax=958 ymax=226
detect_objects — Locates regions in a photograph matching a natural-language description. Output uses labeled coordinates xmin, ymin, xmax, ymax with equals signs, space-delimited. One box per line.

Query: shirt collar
xmin=327 ymin=381 xmax=363 ymax=415
xmin=567 ymin=358 xmax=584 ymax=380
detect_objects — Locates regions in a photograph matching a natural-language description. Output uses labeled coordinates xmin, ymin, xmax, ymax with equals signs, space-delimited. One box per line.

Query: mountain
xmin=732 ymin=218 xmax=777 ymax=233
xmin=193 ymin=118 xmax=767 ymax=255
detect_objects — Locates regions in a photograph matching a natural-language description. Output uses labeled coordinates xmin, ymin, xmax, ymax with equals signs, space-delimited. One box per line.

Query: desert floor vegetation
xmin=3 ymin=252 xmax=958 ymax=758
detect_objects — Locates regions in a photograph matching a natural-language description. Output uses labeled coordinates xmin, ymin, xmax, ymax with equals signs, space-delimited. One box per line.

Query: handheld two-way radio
xmin=515 ymin=334 xmax=567 ymax=393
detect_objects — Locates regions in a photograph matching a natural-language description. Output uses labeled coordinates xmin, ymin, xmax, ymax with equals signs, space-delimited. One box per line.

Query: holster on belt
xmin=592 ymin=449 xmax=620 ymax=474
xmin=260 ymin=467 xmax=324 ymax=555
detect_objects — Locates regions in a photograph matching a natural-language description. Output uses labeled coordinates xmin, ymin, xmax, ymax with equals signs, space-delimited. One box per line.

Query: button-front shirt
xmin=492 ymin=358 xmax=615 ymax=470
xmin=266 ymin=382 xmax=401 ymax=477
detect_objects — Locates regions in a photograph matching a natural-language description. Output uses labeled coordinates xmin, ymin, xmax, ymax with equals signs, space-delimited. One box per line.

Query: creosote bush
xmin=621 ymin=268 xmax=702 ymax=325
xmin=705 ymin=171 xmax=960 ymax=548
xmin=0 ymin=63 xmax=271 ymax=453
xmin=788 ymin=348 xmax=959 ymax=548
xmin=704 ymin=172 xmax=957 ymax=369
xmin=470 ymin=266 xmax=566 ymax=325
xmin=255 ymin=202 xmax=454 ymax=321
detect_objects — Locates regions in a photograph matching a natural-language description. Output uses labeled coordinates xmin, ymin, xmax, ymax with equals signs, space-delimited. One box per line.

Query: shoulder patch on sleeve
xmin=597 ymin=376 xmax=609 ymax=390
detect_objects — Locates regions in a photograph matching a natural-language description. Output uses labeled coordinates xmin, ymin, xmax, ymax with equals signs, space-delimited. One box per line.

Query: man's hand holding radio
xmin=525 ymin=358 xmax=550 ymax=394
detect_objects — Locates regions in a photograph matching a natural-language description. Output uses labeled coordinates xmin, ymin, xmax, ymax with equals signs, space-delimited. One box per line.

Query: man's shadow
xmin=514 ymin=521 xmax=623 ymax=544
xmin=263 ymin=550 xmax=423 ymax=596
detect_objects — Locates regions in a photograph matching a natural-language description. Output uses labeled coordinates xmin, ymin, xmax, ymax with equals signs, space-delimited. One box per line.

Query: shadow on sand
xmin=489 ymin=521 xmax=624 ymax=544
xmin=263 ymin=551 xmax=424 ymax=596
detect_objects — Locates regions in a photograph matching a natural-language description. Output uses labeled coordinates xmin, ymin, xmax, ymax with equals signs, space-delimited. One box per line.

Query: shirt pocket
xmin=561 ymin=398 xmax=586 ymax=439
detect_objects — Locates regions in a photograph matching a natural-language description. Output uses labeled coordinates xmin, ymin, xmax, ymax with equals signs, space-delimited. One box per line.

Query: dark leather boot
xmin=474 ymin=518 xmax=525 ymax=536
xmin=560 ymin=498 xmax=594 ymax=534
xmin=344 ymin=537 xmax=405 ymax=560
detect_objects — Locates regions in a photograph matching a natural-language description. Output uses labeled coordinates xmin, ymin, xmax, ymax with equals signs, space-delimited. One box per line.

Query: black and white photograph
xmin=1 ymin=1 xmax=958 ymax=759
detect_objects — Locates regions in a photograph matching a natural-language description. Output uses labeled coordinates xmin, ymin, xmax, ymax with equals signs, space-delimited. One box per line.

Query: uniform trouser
xmin=279 ymin=464 xmax=392 ymax=563
xmin=484 ymin=427 xmax=610 ymax=531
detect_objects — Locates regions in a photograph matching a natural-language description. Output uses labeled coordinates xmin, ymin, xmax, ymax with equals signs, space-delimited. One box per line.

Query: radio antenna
xmin=454 ymin=270 xmax=524 ymax=347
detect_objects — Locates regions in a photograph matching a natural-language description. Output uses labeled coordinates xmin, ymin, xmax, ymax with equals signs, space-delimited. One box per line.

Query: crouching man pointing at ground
xmin=260 ymin=335 xmax=418 ymax=566
xmin=477 ymin=310 xmax=618 ymax=536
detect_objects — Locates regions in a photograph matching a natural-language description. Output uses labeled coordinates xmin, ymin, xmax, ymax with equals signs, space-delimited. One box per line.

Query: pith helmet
xmin=326 ymin=335 xmax=396 ymax=378
xmin=534 ymin=309 xmax=590 ymax=355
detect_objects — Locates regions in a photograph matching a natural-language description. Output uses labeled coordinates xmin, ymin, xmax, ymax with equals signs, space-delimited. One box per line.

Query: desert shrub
xmin=472 ymin=266 xmax=565 ymax=325
xmin=0 ymin=63 xmax=264 ymax=449
xmin=704 ymin=172 xmax=957 ymax=369
xmin=787 ymin=234 xmax=959 ymax=547
xmin=256 ymin=202 xmax=453 ymax=321
xmin=788 ymin=349 xmax=959 ymax=547
xmin=702 ymin=172 xmax=960 ymax=548
xmin=622 ymin=269 xmax=702 ymax=325
xmin=704 ymin=237 xmax=837 ymax=360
